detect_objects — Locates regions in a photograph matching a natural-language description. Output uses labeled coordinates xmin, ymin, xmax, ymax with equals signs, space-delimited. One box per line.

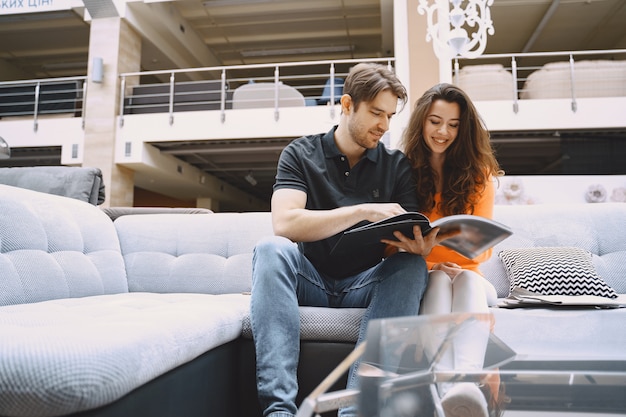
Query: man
xmin=250 ymin=63 xmax=442 ymax=417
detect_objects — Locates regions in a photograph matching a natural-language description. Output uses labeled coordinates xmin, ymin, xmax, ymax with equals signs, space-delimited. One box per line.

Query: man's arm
xmin=271 ymin=188 xmax=409 ymax=243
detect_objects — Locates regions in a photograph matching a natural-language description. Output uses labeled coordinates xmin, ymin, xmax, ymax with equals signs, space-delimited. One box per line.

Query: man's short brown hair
xmin=342 ymin=63 xmax=407 ymax=111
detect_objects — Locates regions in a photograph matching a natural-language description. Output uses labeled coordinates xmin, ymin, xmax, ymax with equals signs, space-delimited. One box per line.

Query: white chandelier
xmin=417 ymin=0 xmax=495 ymax=60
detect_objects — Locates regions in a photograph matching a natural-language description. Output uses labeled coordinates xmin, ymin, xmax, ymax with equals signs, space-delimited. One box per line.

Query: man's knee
xmin=252 ymin=236 xmax=301 ymax=289
xmin=384 ymin=252 xmax=427 ymax=275
xmin=254 ymin=235 xmax=297 ymax=259
xmin=379 ymin=253 xmax=428 ymax=298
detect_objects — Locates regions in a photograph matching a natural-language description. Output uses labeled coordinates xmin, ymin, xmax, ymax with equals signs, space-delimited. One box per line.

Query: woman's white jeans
xmin=420 ymin=270 xmax=497 ymax=398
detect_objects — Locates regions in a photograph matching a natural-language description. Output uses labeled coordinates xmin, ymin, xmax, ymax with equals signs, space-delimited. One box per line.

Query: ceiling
xmin=1 ymin=0 xmax=625 ymax=206
xmin=2 ymin=0 xmax=625 ymax=79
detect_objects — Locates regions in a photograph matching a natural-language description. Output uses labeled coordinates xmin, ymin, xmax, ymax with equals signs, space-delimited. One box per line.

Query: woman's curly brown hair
xmin=401 ymin=83 xmax=503 ymax=216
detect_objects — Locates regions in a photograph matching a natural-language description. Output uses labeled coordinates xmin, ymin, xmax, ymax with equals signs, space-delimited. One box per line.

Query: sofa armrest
xmin=0 ymin=166 xmax=105 ymax=205
xmin=102 ymin=206 xmax=213 ymax=221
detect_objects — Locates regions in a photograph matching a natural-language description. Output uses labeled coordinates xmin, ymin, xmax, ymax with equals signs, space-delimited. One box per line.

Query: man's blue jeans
xmin=250 ymin=236 xmax=429 ymax=417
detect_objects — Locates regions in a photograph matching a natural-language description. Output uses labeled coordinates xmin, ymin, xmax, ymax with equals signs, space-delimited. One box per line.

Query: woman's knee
xmin=452 ymin=271 xmax=483 ymax=293
xmin=452 ymin=270 xmax=480 ymax=282
xmin=428 ymin=270 xmax=452 ymax=285
xmin=425 ymin=270 xmax=453 ymax=297
xmin=450 ymin=271 xmax=493 ymax=311
xmin=421 ymin=270 xmax=453 ymax=314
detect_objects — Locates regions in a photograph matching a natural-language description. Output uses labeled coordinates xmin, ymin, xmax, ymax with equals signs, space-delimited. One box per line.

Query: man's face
xmin=347 ymin=89 xmax=398 ymax=150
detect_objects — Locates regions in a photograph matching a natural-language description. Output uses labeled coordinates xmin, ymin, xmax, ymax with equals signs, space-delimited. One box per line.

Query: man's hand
xmin=358 ymin=202 xmax=408 ymax=223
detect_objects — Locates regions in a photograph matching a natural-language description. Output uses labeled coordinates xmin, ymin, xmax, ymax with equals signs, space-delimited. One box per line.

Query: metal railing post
xmin=569 ymin=54 xmax=577 ymax=113
xmin=511 ymin=56 xmax=519 ymax=114
xmin=274 ymin=65 xmax=280 ymax=121
xmin=119 ymin=76 xmax=126 ymax=127
xmin=33 ymin=82 xmax=40 ymax=132
xmin=169 ymin=72 xmax=175 ymax=125
xmin=329 ymin=62 xmax=336 ymax=119
xmin=220 ymin=69 xmax=227 ymax=123
xmin=81 ymin=80 xmax=88 ymax=129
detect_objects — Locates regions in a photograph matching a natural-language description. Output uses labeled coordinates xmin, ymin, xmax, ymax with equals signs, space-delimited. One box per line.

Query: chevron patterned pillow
xmin=498 ymin=246 xmax=618 ymax=299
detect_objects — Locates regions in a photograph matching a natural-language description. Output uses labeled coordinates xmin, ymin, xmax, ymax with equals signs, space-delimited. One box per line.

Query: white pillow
xmin=498 ymin=246 xmax=618 ymax=299
xmin=459 ymin=64 xmax=505 ymax=73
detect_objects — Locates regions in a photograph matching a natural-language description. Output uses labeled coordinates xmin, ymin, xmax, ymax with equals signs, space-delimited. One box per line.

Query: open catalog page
xmin=330 ymin=212 xmax=512 ymax=259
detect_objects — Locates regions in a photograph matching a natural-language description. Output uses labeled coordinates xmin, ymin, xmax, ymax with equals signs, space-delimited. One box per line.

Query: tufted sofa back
xmin=484 ymin=203 xmax=626 ymax=297
xmin=3 ymin=183 xmax=624 ymax=305
xmin=114 ymin=212 xmax=274 ymax=294
xmin=0 ymin=185 xmax=128 ymax=307
xmin=116 ymin=203 xmax=626 ymax=299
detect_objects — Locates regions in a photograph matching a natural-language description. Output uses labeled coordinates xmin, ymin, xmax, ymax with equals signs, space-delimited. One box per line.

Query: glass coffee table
xmin=297 ymin=313 xmax=626 ymax=417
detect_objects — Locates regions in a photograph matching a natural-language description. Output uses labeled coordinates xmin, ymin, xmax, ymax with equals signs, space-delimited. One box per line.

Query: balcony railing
xmin=0 ymin=76 xmax=87 ymax=131
xmin=118 ymin=58 xmax=395 ymax=126
xmin=2 ymin=50 xmax=624 ymax=132
xmin=453 ymin=49 xmax=626 ymax=113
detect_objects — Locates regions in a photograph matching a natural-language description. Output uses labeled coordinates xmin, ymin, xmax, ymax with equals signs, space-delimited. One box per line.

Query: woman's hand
xmin=432 ymin=262 xmax=463 ymax=279
xmin=380 ymin=225 xmax=441 ymax=257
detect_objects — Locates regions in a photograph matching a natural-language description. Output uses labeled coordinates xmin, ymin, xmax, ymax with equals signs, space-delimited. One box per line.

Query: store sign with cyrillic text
xmin=0 ymin=0 xmax=72 ymax=15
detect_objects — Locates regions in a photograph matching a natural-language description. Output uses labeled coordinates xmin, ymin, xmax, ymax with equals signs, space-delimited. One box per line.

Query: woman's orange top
xmin=424 ymin=178 xmax=496 ymax=276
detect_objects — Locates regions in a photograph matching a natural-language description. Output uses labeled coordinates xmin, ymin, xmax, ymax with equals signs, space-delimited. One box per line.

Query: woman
xmin=402 ymin=82 xmax=502 ymax=312
xmin=401 ymin=83 xmax=505 ymax=417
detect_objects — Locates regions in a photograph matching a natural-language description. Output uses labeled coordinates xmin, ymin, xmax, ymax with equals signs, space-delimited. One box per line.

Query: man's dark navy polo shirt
xmin=274 ymin=126 xmax=419 ymax=279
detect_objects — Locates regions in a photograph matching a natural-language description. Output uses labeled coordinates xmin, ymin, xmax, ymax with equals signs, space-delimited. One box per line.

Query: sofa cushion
xmin=456 ymin=63 xmax=514 ymax=101
xmin=484 ymin=203 xmax=626 ymax=298
xmin=241 ymin=306 xmax=363 ymax=342
xmin=0 ymin=185 xmax=128 ymax=307
xmin=521 ymin=59 xmax=626 ymax=99
xmin=0 ymin=292 xmax=250 ymax=417
xmin=0 ymin=166 xmax=105 ymax=205
xmin=115 ymin=212 xmax=273 ymax=294
xmin=498 ymin=246 xmax=618 ymax=298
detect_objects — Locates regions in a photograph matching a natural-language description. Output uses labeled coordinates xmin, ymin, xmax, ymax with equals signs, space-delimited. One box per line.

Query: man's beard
xmin=348 ymin=120 xmax=381 ymax=150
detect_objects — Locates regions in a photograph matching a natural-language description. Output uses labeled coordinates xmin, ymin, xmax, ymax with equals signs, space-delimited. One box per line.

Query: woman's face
xmin=422 ymin=99 xmax=460 ymax=157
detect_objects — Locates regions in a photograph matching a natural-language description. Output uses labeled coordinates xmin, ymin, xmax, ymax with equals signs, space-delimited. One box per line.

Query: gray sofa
xmin=0 ymin=166 xmax=105 ymax=205
xmin=1 ymin=184 xmax=625 ymax=417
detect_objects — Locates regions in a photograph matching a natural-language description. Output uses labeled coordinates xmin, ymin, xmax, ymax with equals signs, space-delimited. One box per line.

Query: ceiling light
xmin=417 ymin=0 xmax=494 ymax=59
xmin=244 ymin=171 xmax=257 ymax=186
xmin=203 ymin=0 xmax=275 ymax=7
xmin=241 ymin=45 xmax=354 ymax=58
